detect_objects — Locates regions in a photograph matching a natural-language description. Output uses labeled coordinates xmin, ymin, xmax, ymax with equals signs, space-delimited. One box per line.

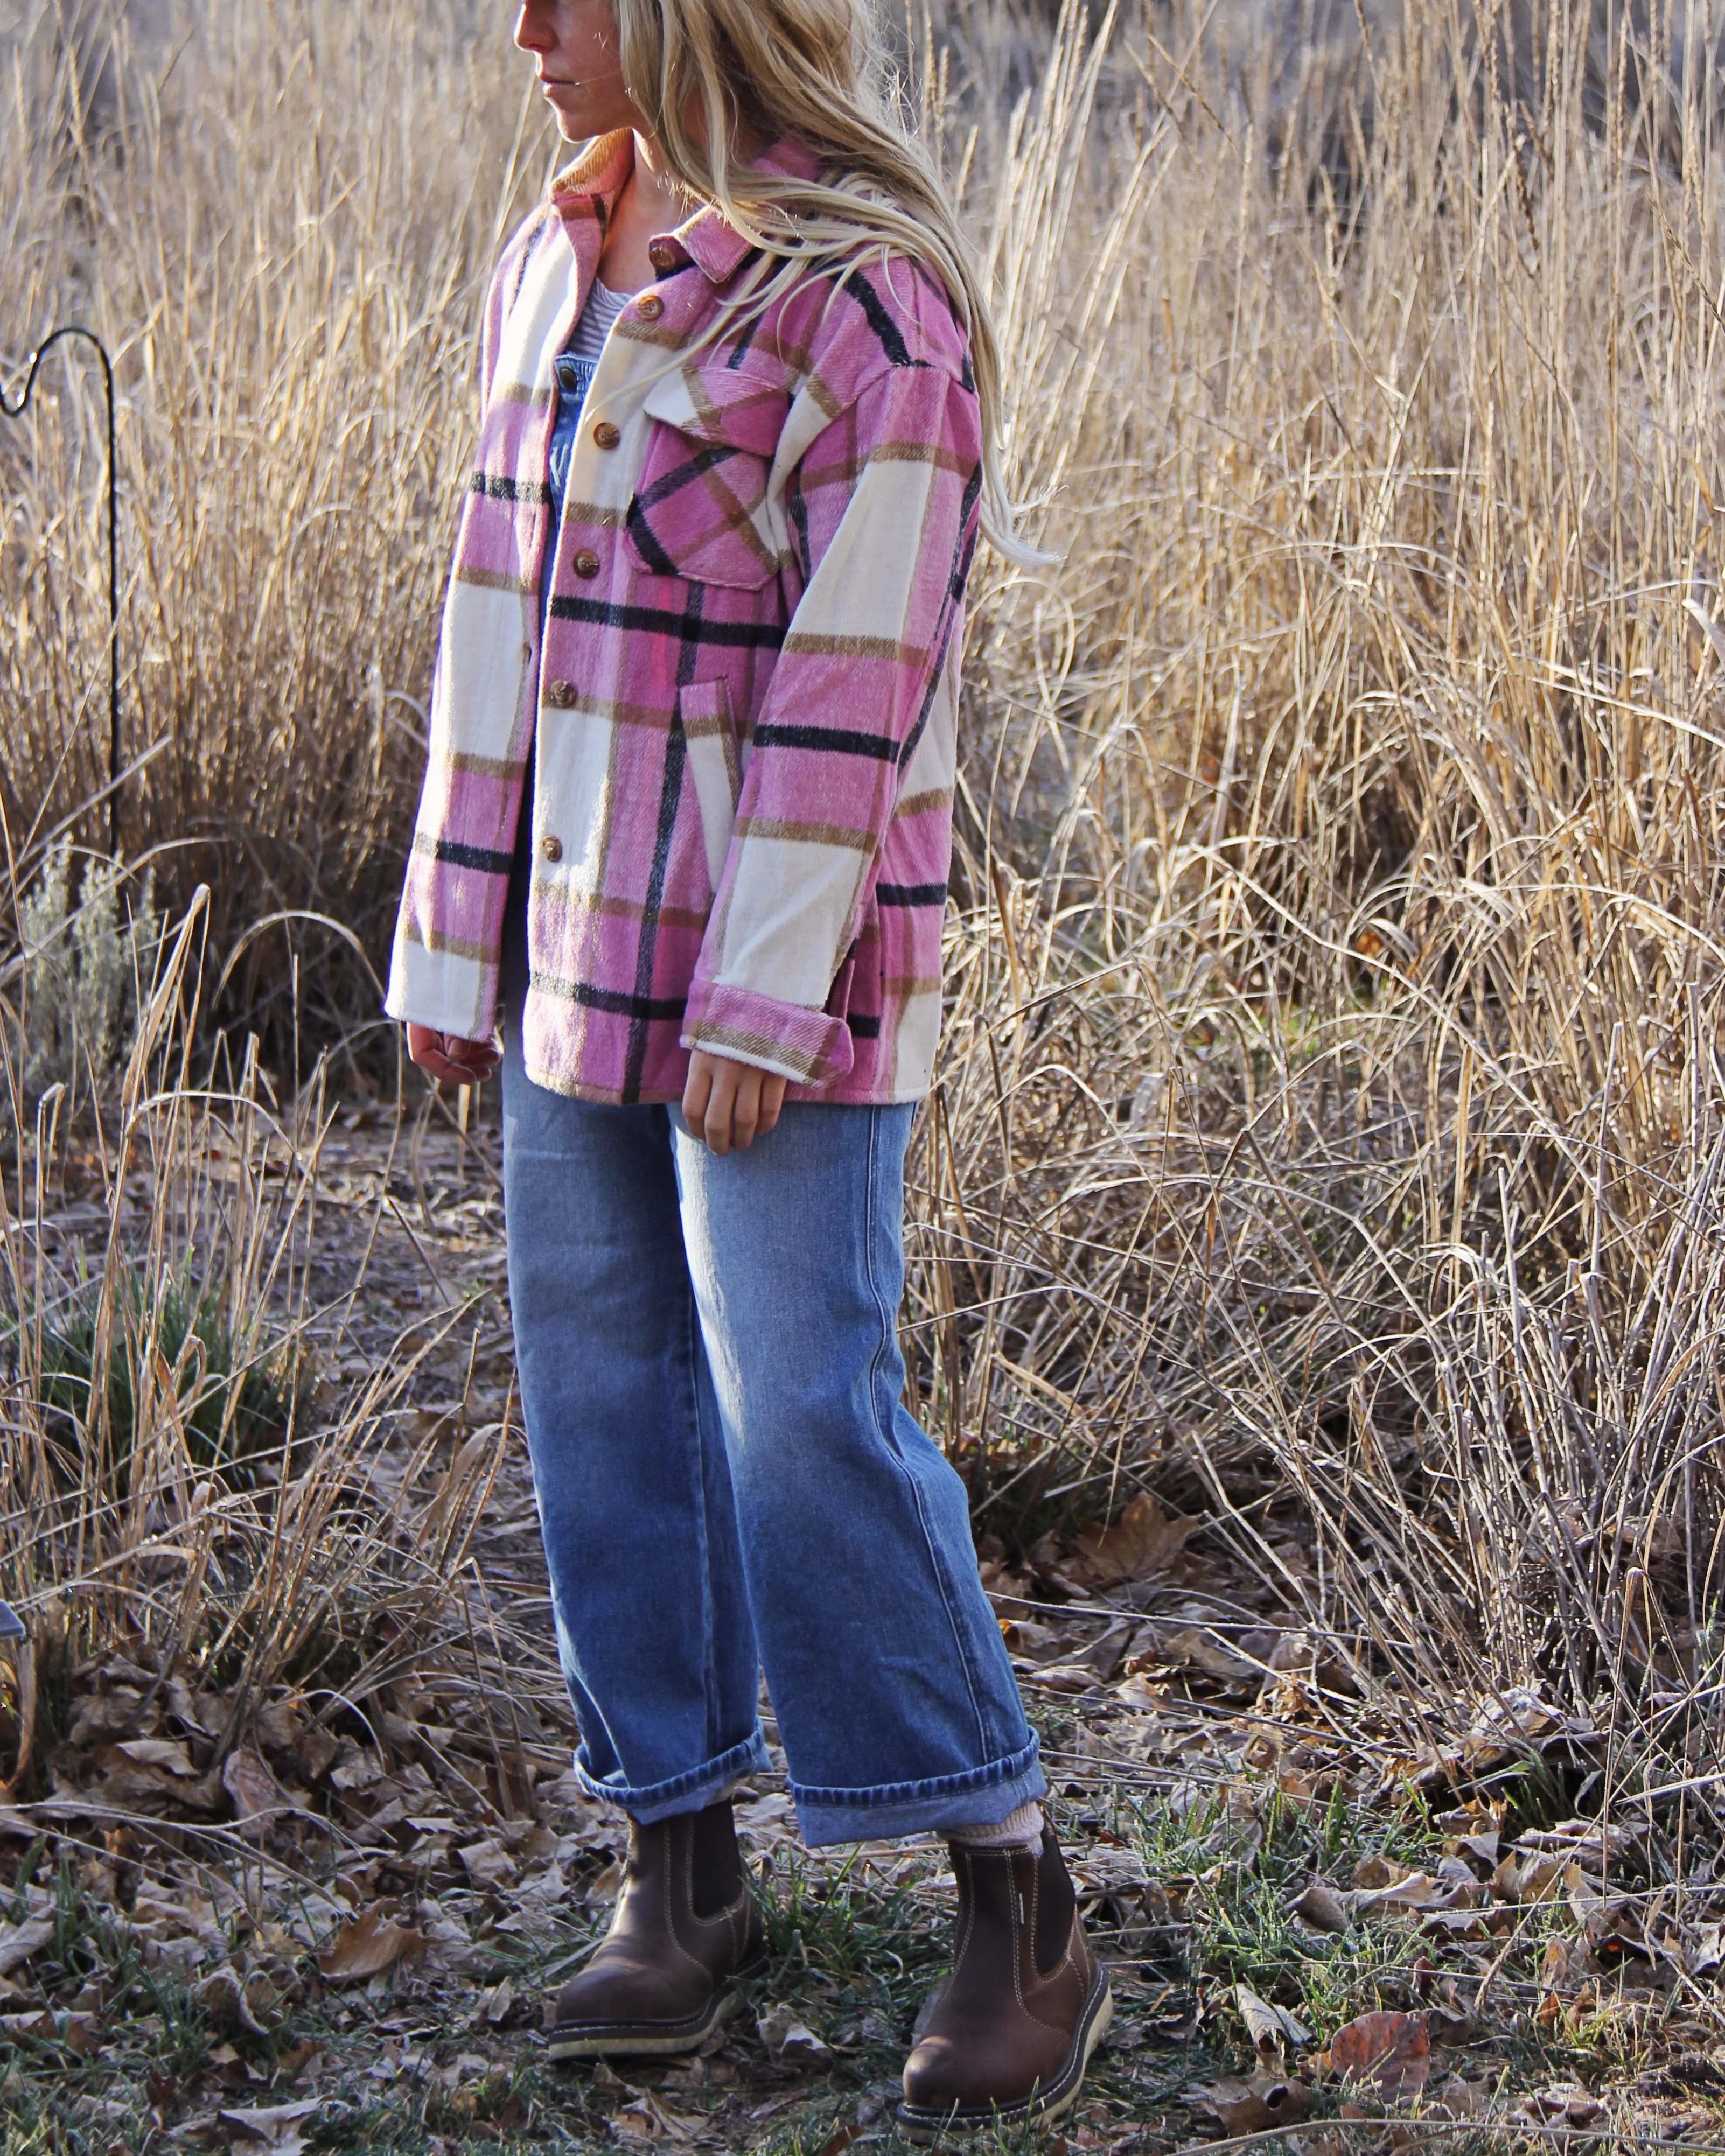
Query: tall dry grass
xmin=917 ymin=0 xmax=1725 ymax=1755
xmin=1 ymin=0 xmax=550 ymax=1037
xmin=0 ymin=878 xmax=510 ymax=1804
xmin=2 ymin=0 xmax=1723 ymax=1801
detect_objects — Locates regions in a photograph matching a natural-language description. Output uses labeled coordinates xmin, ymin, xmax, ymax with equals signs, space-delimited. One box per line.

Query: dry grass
xmin=905 ymin=0 xmax=1725 ymax=1768
xmin=0 ymin=883 xmax=512 ymax=1804
xmin=3 ymin=0 xmax=1725 ymax=1876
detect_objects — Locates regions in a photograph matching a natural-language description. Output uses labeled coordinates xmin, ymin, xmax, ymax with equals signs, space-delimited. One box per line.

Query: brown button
xmin=540 ymin=834 xmax=563 ymax=864
xmin=648 ymin=242 xmax=677 ymax=273
xmin=592 ymin=419 xmax=621 ymax=450
xmin=573 ymin=548 xmax=601 ymax=579
xmin=635 ymin=294 xmax=664 ymax=322
xmin=544 ymin=679 xmax=577 ymax=709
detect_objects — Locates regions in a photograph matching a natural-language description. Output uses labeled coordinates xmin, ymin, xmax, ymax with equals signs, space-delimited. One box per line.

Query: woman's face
xmin=514 ymin=1 xmax=642 ymax=141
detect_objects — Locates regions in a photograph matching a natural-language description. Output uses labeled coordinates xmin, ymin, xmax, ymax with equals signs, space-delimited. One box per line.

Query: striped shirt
xmin=386 ymin=131 xmax=981 ymax=1105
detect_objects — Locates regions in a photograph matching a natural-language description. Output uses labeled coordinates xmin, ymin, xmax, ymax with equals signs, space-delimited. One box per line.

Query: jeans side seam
xmin=681 ymin=1270 xmax=723 ymax=1763
xmin=860 ymin=1104 xmax=991 ymax=1756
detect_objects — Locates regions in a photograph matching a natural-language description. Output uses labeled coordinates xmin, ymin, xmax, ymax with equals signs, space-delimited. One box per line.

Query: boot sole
xmin=896 ymin=1963 xmax=1114 ymax=2140
xmin=543 ymin=1956 xmax=764 ymax=2061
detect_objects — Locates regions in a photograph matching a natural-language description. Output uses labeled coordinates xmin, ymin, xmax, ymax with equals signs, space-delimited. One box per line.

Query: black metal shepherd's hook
xmin=1 ymin=327 xmax=120 ymax=858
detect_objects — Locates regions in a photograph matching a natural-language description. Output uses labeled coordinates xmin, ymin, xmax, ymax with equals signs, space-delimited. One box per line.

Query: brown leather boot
xmin=543 ymin=1799 xmax=765 ymax=2058
xmin=898 ymin=1825 xmax=1112 ymax=2136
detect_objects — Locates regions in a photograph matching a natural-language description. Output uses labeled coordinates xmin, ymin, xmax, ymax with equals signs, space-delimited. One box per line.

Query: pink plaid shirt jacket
xmin=386 ymin=133 xmax=982 ymax=1106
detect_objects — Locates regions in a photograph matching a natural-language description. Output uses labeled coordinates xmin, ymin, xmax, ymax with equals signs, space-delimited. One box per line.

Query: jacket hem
xmin=520 ymin=1052 xmax=931 ymax=1109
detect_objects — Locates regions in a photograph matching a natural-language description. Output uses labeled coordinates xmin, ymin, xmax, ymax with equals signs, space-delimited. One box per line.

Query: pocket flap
xmin=640 ymin=353 xmax=790 ymax=458
xmin=628 ymin=356 xmax=789 ymax=589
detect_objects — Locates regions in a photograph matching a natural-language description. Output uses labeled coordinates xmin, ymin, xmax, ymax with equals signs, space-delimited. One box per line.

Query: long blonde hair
xmin=612 ymin=0 xmax=1026 ymax=561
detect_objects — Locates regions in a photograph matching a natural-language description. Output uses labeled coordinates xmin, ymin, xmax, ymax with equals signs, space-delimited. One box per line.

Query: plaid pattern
xmin=386 ymin=131 xmax=982 ymax=1105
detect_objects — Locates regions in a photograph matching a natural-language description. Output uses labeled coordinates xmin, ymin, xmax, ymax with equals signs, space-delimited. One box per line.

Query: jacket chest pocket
xmin=624 ymin=358 xmax=790 ymax=592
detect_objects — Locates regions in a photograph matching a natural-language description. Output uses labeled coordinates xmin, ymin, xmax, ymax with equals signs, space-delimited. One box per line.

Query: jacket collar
xmin=549 ymin=131 xmax=822 ymax=286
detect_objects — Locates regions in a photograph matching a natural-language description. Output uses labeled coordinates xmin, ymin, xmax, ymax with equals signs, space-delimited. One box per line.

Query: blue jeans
xmin=499 ymin=1024 xmax=1044 ymax=1846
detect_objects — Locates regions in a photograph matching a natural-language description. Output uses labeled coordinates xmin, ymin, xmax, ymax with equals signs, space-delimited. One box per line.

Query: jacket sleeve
xmin=680 ymin=354 xmax=982 ymax=1084
xmin=381 ymin=237 xmax=530 ymax=1041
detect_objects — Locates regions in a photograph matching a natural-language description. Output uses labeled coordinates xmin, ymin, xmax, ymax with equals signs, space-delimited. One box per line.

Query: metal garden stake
xmin=2 ymin=326 xmax=121 ymax=857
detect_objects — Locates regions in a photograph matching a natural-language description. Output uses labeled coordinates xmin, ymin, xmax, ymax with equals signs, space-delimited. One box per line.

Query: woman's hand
xmin=682 ymin=1049 xmax=788 ymax=1155
xmin=407 ymin=1023 xmax=502 ymax=1088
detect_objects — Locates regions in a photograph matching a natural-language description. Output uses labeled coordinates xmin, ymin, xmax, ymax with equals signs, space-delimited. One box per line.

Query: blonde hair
xmin=612 ymin=0 xmax=1028 ymax=562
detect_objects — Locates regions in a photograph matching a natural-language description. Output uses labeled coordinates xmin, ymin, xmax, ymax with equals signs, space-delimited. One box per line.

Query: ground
xmin=4 ymin=1095 xmax=1724 ymax=2156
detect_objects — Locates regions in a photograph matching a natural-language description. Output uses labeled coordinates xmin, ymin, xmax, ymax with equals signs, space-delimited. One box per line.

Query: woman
xmin=387 ymin=0 xmax=1110 ymax=2129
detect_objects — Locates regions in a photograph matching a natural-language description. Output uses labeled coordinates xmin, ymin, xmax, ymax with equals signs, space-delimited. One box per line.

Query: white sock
xmin=947 ymin=1801 xmax=1045 ymax=1852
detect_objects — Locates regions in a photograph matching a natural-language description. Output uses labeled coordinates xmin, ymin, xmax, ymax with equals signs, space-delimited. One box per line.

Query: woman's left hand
xmin=683 ymin=1050 xmax=788 ymax=1155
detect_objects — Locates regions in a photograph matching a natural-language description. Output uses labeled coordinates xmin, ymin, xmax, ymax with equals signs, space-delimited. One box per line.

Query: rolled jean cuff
xmin=572 ymin=1726 xmax=771 ymax=1824
xmin=787 ymin=1736 xmax=1046 ymax=1848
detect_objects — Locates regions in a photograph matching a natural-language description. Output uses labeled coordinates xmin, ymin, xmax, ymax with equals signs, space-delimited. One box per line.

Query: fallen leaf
xmin=1292 ymin=1878 xmax=1351 ymax=1934
xmin=58 ymin=2011 xmax=100 ymax=2055
xmin=1235 ymin=1982 xmax=1310 ymax=2050
xmin=315 ymin=1903 xmax=422 ymax=1985
xmin=757 ymin=2004 xmax=831 ymax=2064
xmin=1426 ymin=2003 xmax=1478 ymax=2045
xmin=1493 ymin=1850 xmax=1566 ymax=1901
xmin=254 ymin=1701 xmax=302 ymax=1754
xmin=297 ymin=1728 xmax=339 ymax=1783
xmin=586 ymin=1857 xmax=624 ymax=1901
xmin=457 ymin=1838 xmax=516 ymax=1888
xmin=1029 ymin=1661 xmax=1106 ymax=1695
xmin=217 ymin=2098 xmax=319 ymax=2155
xmin=478 ymin=1975 xmax=514 ymax=2024
xmin=221 ymin=1748 xmax=280 ymax=1837
xmin=327 ymin=1740 xmax=384 ymax=1794
xmin=1513 ymin=2085 xmax=1607 ymax=2128
xmin=1327 ymin=2010 xmax=1430 ymax=2103
xmin=66 ymin=1690 xmax=149 ymax=1746
xmin=1153 ymin=1625 xmax=1260 ymax=1686
xmin=115 ymin=1737 xmax=197 ymax=1776
xmin=1431 ymin=2072 xmax=1489 ymax=2118
xmin=609 ymin=2091 xmax=697 ymax=2141
xmin=1355 ymin=1870 xmax=1443 ymax=1913
xmin=1186 ymin=2063 xmax=1311 ymax=2134
xmin=0 ymin=1918 xmax=54 ymax=1976
xmin=197 ymin=1964 xmax=277 ymax=2037
xmin=1074 ymin=1493 xmax=1199 ymax=1585
xmin=415 ymin=1901 xmax=477 ymax=1969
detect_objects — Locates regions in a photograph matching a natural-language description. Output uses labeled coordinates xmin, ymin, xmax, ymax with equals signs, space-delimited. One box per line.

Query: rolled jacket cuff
xmin=786 ymin=1736 xmax=1046 ymax=1847
xmin=681 ymin=977 xmax=854 ymax=1086
xmin=385 ymin=926 xmax=499 ymax=1045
